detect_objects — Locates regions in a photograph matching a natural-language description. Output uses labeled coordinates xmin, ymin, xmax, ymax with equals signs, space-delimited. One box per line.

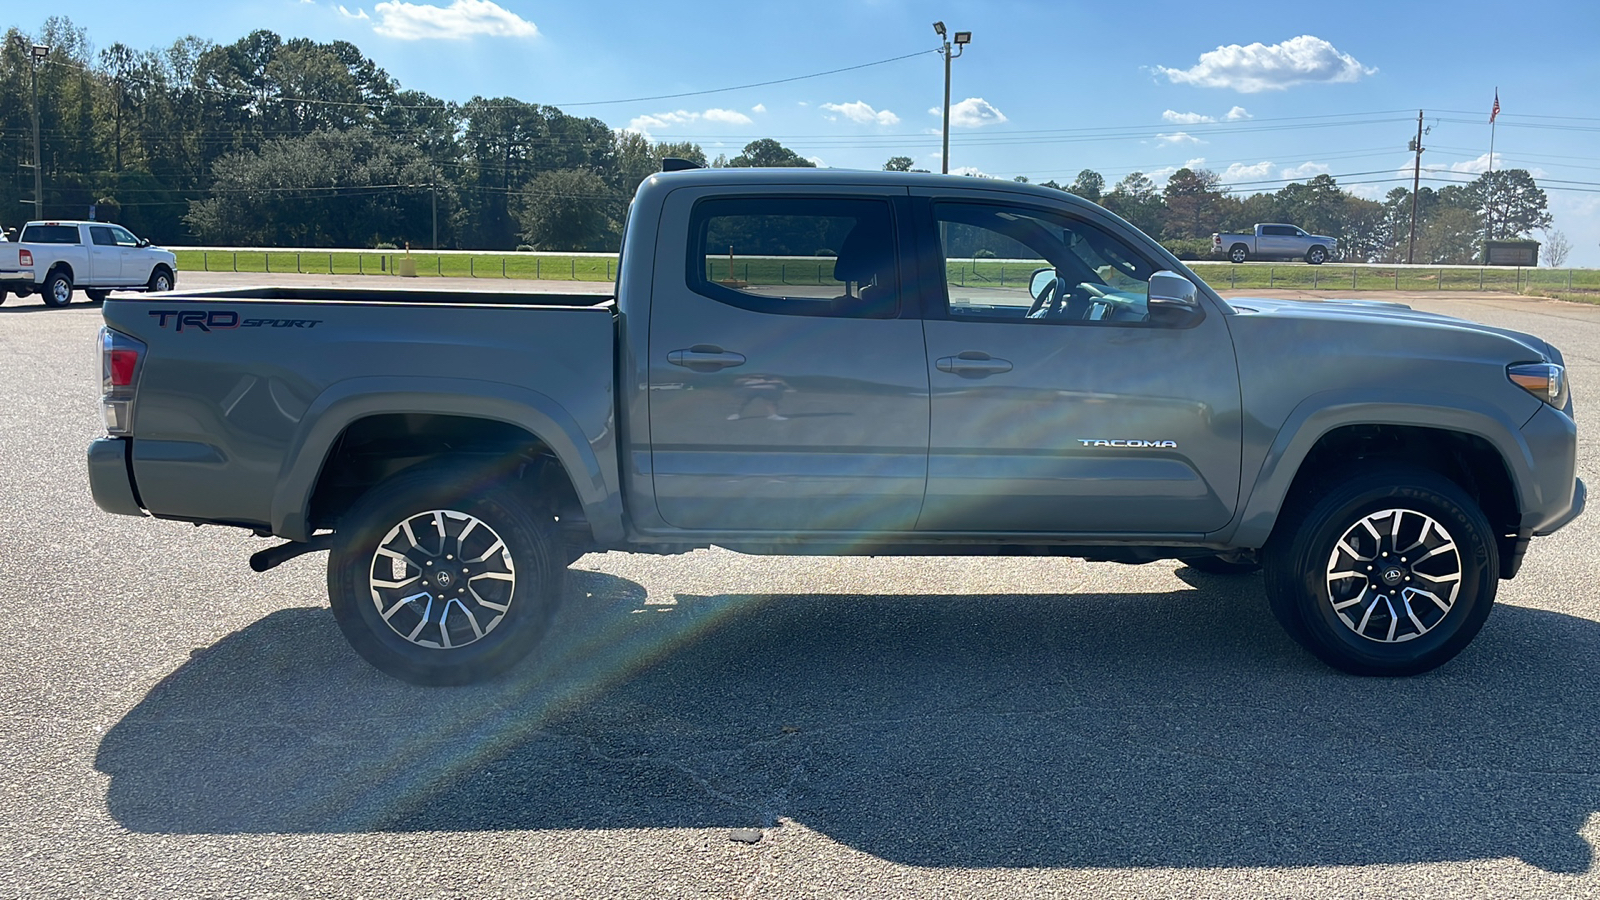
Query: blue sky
xmin=17 ymin=0 xmax=1600 ymax=264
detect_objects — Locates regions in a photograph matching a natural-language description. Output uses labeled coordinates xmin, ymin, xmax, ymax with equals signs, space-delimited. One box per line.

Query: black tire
xmin=86 ymin=289 xmax=110 ymax=304
xmin=1263 ymin=465 xmax=1497 ymax=676
xmin=327 ymin=461 xmax=564 ymax=685
xmin=1306 ymin=246 xmax=1328 ymax=265
xmin=1183 ymin=554 xmax=1262 ymax=576
xmin=41 ymin=270 xmax=73 ymax=307
xmin=147 ymin=266 xmax=174 ymax=292
xmin=1229 ymin=245 xmax=1249 ymax=264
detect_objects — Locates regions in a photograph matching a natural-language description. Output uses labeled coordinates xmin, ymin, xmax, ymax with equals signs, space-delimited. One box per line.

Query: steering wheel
xmin=1078 ymin=282 xmax=1109 ymax=300
xmin=1027 ymin=276 xmax=1070 ymax=319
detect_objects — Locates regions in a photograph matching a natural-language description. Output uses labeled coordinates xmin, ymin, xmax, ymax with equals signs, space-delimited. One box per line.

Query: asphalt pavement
xmin=2 ymin=279 xmax=1599 ymax=898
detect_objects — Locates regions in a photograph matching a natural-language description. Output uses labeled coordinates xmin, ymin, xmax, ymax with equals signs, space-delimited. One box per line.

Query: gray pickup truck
xmin=87 ymin=167 xmax=1583 ymax=685
xmin=1213 ymin=223 xmax=1337 ymax=264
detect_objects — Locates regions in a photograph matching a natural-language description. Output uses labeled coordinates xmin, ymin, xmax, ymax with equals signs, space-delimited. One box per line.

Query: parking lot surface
xmin=3 ymin=280 xmax=1598 ymax=898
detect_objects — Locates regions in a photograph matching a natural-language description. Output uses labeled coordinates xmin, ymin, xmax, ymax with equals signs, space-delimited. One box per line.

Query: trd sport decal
xmin=148 ymin=310 xmax=322 ymax=332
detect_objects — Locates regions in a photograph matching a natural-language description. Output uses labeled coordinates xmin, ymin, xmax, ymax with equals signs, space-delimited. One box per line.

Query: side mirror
xmin=138 ymin=237 xmax=150 ymax=247
xmin=1028 ymin=267 xmax=1055 ymax=301
xmin=1147 ymin=270 xmax=1203 ymax=325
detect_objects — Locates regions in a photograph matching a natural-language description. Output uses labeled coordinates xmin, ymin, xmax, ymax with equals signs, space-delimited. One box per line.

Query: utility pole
xmin=30 ymin=44 xmax=50 ymax=221
xmin=431 ymin=181 xmax=438 ymax=250
xmin=932 ymin=22 xmax=970 ymax=175
xmin=1406 ymin=109 xmax=1424 ymax=265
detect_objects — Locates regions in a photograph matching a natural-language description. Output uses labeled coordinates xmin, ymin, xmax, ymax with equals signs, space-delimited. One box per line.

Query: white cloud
xmin=821 ymin=101 xmax=901 ymax=126
xmin=1155 ymin=35 xmax=1376 ymax=92
xmin=1225 ymin=105 xmax=1252 ymax=120
xmin=1157 ymin=131 xmax=1204 ymax=144
xmin=702 ymin=108 xmax=753 ymax=125
xmin=930 ymin=97 xmax=1008 ymax=129
xmin=751 ymin=104 xmax=766 ymax=114
xmin=1147 ymin=158 xmax=1209 ymax=185
xmin=806 ymin=156 xmax=828 ymax=168
xmin=625 ymin=107 xmax=753 ymax=139
xmin=1280 ymin=161 xmax=1330 ymax=179
xmin=1220 ymin=160 xmax=1275 ymax=182
xmin=1163 ymin=110 xmax=1215 ymax=124
xmin=368 ymin=0 xmax=537 ymax=40
xmin=950 ymin=166 xmax=993 ymax=178
xmin=338 ymin=5 xmax=370 ymax=20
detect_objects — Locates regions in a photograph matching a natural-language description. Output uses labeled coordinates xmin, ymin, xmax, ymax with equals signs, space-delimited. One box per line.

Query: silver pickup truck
xmin=1214 ymin=223 xmax=1337 ymax=264
xmin=87 ymin=167 xmax=1582 ymax=685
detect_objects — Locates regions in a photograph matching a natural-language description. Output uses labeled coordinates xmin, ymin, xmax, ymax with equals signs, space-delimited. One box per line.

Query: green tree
xmin=727 ymin=138 xmax=815 ymax=168
xmin=1415 ymin=206 xmax=1481 ymax=264
xmin=883 ymin=155 xmax=913 ymax=172
xmin=513 ymin=168 xmax=615 ymax=251
xmin=1162 ymin=167 xmax=1225 ymax=239
xmin=1068 ymin=169 xmax=1104 ymax=203
xmin=1102 ymin=172 xmax=1164 ymax=239
xmin=1473 ymin=169 xmax=1550 ymax=239
xmin=185 ymin=129 xmax=442 ymax=247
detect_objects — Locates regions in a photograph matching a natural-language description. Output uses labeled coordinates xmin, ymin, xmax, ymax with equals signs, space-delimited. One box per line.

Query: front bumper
xmin=87 ymin=438 xmax=145 ymax=517
xmin=1536 ymin=477 xmax=1586 ymax=537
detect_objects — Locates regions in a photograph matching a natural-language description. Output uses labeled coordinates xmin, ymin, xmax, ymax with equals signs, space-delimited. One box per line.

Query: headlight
xmin=1508 ymin=362 xmax=1569 ymax=409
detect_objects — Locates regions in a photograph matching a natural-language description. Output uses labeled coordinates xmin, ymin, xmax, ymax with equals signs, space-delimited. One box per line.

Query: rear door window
xmin=687 ymin=196 xmax=900 ymax=318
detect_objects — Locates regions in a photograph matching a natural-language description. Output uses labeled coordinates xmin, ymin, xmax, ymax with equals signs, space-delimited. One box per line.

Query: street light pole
xmin=30 ymin=44 xmax=49 ymax=221
xmin=932 ymin=23 xmax=970 ymax=175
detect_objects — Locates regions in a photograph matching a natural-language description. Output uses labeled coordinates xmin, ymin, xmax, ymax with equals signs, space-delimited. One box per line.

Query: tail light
xmin=99 ymin=327 xmax=146 ymax=434
xmin=19 ymin=249 xmax=31 ymax=266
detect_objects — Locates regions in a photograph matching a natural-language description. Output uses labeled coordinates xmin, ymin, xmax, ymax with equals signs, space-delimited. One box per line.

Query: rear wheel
xmin=86 ymin=289 xmax=109 ymax=304
xmin=1263 ymin=466 xmax=1497 ymax=676
xmin=1229 ymin=245 xmax=1249 ymax=264
xmin=41 ymin=270 xmax=73 ymax=307
xmin=327 ymin=462 xmax=564 ymax=685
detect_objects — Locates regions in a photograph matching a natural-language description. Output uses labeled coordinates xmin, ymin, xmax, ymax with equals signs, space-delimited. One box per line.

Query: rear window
xmin=21 ymin=224 xmax=80 ymax=244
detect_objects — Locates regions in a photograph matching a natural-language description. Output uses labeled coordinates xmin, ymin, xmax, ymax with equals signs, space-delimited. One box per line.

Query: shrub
xmin=973 ymin=249 xmax=997 ymax=259
xmin=374 ymin=241 xmax=397 ymax=250
xmin=516 ymin=244 xmax=535 ymax=252
xmin=1160 ymin=239 xmax=1220 ymax=261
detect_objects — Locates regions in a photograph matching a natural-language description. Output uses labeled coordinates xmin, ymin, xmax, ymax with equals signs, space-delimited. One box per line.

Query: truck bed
xmin=101 ymin=286 xmax=619 ymax=538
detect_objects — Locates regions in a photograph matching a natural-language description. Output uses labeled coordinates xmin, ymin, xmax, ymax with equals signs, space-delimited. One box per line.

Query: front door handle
xmin=668 ymin=346 xmax=747 ymax=371
xmin=936 ymin=351 xmax=1013 ymax=376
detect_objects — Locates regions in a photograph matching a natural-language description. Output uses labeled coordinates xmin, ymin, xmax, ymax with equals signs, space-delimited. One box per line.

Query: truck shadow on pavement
xmin=97 ymin=566 xmax=1600 ymax=873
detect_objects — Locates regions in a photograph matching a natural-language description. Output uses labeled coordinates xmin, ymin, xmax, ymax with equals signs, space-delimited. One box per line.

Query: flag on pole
xmin=1490 ymin=90 xmax=1500 ymax=124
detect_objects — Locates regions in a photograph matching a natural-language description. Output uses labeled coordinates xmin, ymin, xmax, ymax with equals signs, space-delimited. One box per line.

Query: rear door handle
xmin=936 ymin=352 xmax=1013 ymax=376
xmin=668 ymin=346 xmax=747 ymax=371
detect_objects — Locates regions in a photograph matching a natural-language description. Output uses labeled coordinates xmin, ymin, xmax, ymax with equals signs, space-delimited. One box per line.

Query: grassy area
xmin=175 ymin=248 xmax=1600 ymax=299
xmin=175 ymin=249 xmax=619 ymax=281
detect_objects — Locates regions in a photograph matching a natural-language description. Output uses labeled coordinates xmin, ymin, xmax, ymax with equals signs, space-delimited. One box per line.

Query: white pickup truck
xmin=0 ymin=221 xmax=176 ymax=307
xmin=1212 ymin=224 xmax=1337 ymax=265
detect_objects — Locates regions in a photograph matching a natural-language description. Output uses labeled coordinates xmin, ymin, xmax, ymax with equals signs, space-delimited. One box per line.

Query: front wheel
xmin=41 ymin=270 xmax=73 ymax=307
xmin=1263 ymin=466 xmax=1498 ymax=676
xmin=147 ymin=266 xmax=174 ymax=292
xmin=327 ymin=462 xmax=564 ymax=685
xmin=86 ymin=289 xmax=110 ymax=304
xmin=1306 ymin=246 xmax=1328 ymax=265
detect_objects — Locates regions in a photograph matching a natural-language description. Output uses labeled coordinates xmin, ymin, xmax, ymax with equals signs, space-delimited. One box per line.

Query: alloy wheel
xmin=1324 ymin=507 xmax=1462 ymax=643
xmin=368 ymin=509 xmax=517 ymax=650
